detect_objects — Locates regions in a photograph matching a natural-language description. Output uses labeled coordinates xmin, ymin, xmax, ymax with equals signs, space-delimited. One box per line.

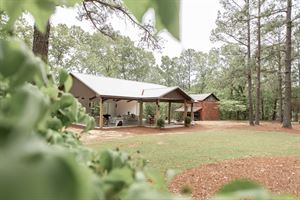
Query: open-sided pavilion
xmin=70 ymin=73 xmax=195 ymax=128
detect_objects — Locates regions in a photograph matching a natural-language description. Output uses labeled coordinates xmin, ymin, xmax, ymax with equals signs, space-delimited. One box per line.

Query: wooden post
xmin=139 ymin=101 xmax=143 ymax=126
xmin=155 ymin=100 xmax=160 ymax=125
xmin=168 ymin=101 xmax=171 ymax=124
xmin=191 ymin=103 xmax=194 ymax=122
xmin=99 ymin=97 xmax=103 ymax=128
xmin=183 ymin=100 xmax=188 ymax=119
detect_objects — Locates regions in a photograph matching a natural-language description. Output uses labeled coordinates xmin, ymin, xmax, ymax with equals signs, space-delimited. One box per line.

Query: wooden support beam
xmin=89 ymin=96 xmax=97 ymax=100
xmin=183 ymin=100 xmax=188 ymax=119
xmin=155 ymin=100 xmax=160 ymax=125
xmin=168 ymin=101 xmax=171 ymax=124
xmin=191 ymin=103 xmax=194 ymax=122
xmin=139 ymin=101 xmax=143 ymax=126
xmin=99 ymin=97 xmax=104 ymax=128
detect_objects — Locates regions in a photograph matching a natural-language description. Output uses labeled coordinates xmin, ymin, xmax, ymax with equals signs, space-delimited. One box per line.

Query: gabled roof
xmin=142 ymin=87 xmax=177 ymax=98
xmin=70 ymin=73 xmax=193 ymax=101
xmin=190 ymin=93 xmax=219 ymax=102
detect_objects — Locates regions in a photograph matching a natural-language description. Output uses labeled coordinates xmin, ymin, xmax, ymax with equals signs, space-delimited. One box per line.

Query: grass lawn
xmin=87 ymin=129 xmax=300 ymax=173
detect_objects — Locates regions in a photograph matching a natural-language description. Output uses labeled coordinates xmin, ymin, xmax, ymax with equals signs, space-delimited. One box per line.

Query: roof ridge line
xmin=71 ymin=72 xmax=165 ymax=87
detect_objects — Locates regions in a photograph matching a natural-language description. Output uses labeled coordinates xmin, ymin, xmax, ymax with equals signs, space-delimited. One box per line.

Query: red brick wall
xmin=195 ymin=101 xmax=219 ymax=120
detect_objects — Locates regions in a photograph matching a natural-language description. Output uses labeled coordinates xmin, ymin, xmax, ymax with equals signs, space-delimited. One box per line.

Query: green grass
xmin=87 ymin=129 xmax=300 ymax=173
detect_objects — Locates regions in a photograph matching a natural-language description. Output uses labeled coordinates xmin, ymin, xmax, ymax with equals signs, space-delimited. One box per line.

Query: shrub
xmin=184 ymin=116 xmax=191 ymax=127
xmin=157 ymin=118 xmax=165 ymax=128
xmin=0 ymin=38 xmax=179 ymax=200
xmin=174 ymin=111 xmax=183 ymax=122
xmin=144 ymin=103 xmax=156 ymax=117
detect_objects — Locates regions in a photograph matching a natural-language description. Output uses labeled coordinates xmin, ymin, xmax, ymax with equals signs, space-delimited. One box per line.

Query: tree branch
xmin=83 ymin=0 xmax=159 ymax=48
xmin=82 ymin=1 xmax=113 ymax=39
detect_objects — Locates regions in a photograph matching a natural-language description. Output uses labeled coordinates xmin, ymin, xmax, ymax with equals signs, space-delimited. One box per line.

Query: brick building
xmin=176 ymin=93 xmax=220 ymax=121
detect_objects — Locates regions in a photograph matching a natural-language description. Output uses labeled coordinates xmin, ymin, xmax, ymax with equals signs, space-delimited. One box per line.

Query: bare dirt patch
xmin=169 ymin=156 xmax=300 ymax=199
xmin=197 ymin=121 xmax=300 ymax=133
xmin=69 ymin=124 xmax=206 ymax=144
xmin=69 ymin=121 xmax=300 ymax=144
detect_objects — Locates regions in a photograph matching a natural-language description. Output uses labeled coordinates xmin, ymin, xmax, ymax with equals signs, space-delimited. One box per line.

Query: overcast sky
xmin=52 ymin=0 xmax=221 ymax=58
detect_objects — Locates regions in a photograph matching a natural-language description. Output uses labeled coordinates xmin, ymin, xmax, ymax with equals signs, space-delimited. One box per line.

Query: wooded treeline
xmin=211 ymin=0 xmax=300 ymax=127
xmin=1 ymin=0 xmax=300 ymax=127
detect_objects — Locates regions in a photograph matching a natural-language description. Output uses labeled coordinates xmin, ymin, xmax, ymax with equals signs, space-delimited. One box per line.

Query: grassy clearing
xmin=87 ymin=129 xmax=300 ymax=173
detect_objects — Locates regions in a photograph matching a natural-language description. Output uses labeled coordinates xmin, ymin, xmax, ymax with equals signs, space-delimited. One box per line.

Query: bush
xmin=184 ymin=116 xmax=191 ymax=127
xmin=0 ymin=39 xmax=180 ymax=200
xmin=157 ymin=118 xmax=165 ymax=128
xmin=144 ymin=103 xmax=156 ymax=117
xmin=174 ymin=111 xmax=183 ymax=122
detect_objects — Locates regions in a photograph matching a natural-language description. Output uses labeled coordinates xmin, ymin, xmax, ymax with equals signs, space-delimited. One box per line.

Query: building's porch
xmin=94 ymin=96 xmax=195 ymax=128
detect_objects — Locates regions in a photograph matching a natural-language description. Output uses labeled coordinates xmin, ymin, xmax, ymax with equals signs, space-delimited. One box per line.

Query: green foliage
xmin=156 ymin=118 xmax=165 ymax=128
xmin=124 ymin=0 xmax=180 ymax=40
xmin=48 ymin=25 xmax=156 ymax=82
xmin=144 ymin=103 xmax=173 ymax=122
xmin=0 ymin=38 xmax=95 ymax=137
xmin=0 ymin=36 xmax=185 ymax=200
xmin=174 ymin=110 xmax=183 ymax=122
xmin=144 ymin=103 xmax=156 ymax=117
xmin=0 ymin=38 xmax=47 ymax=87
xmin=0 ymin=0 xmax=185 ymax=193
xmin=184 ymin=116 xmax=191 ymax=126
xmin=0 ymin=0 xmax=78 ymax=32
xmin=219 ymin=100 xmax=247 ymax=120
xmin=0 ymin=139 xmax=92 ymax=200
xmin=1 ymin=0 xmax=299 ymax=199
xmin=212 ymin=180 xmax=297 ymax=200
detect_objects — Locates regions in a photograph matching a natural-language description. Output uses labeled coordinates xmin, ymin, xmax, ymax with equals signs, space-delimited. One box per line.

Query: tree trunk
xmin=295 ymin=107 xmax=299 ymax=122
xmin=247 ymin=0 xmax=254 ymax=126
xmin=278 ymin=44 xmax=283 ymax=122
xmin=282 ymin=0 xmax=292 ymax=128
xmin=187 ymin=51 xmax=192 ymax=90
xmin=272 ymin=98 xmax=277 ymax=121
xmin=32 ymin=20 xmax=50 ymax=63
xmin=298 ymin=57 xmax=300 ymax=88
xmin=298 ymin=61 xmax=300 ymax=123
xmin=255 ymin=0 xmax=261 ymax=125
xmin=261 ymin=94 xmax=264 ymax=120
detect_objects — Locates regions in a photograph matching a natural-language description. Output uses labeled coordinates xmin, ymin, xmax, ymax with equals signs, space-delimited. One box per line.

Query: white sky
xmin=51 ymin=0 xmax=221 ymax=58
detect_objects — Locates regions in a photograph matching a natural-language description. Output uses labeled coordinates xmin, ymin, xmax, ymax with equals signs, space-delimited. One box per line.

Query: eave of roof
xmin=190 ymin=93 xmax=219 ymax=101
xmin=70 ymin=72 xmax=194 ymax=101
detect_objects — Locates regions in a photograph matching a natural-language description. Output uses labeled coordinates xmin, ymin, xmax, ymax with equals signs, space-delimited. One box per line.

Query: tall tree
xmin=255 ymin=0 xmax=262 ymax=125
xmin=246 ymin=0 xmax=254 ymax=125
xmin=32 ymin=21 xmax=51 ymax=63
xmin=282 ymin=0 xmax=292 ymax=128
xmin=278 ymin=40 xmax=284 ymax=122
xmin=193 ymin=51 xmax=210 ymax=93
xmin=160 ymin=56 xmax=175 ymax=86
xmin=211 ymin=0 xmax=255 ymax=125
xmin=180 ymin=49 xmax=197 ymax=91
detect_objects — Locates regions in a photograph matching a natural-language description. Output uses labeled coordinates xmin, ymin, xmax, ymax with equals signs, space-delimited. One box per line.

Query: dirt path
xmin=202 ymin=121 xmax=300 ymax=133
xmin=69 ymin=124 xmax=207 ymax=144
xmin=70 ymin=121 xmax=300 ymax=144
xmin=169 ymin=156 xmax=300 ymax=200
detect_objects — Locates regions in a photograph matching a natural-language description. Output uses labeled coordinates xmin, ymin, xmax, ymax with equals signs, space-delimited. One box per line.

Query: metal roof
xmin=190 ymin=93 xmax=219 ymax=102
xmin=70 ymin=73 xmax=193 ymax=100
